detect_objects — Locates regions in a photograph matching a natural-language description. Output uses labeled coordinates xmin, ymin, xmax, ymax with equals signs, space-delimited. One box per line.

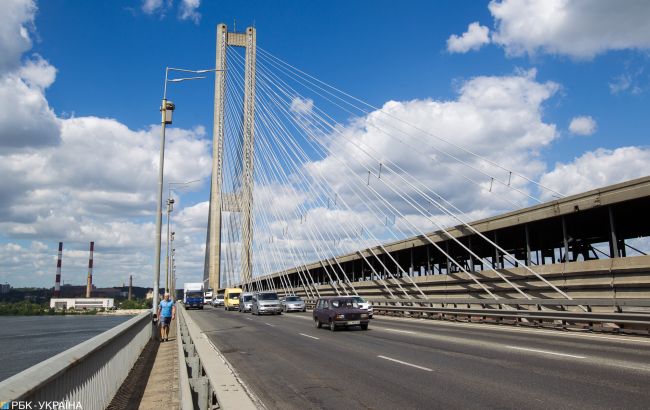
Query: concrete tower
xmin=207 ymin=24 xmax=257 ymax=291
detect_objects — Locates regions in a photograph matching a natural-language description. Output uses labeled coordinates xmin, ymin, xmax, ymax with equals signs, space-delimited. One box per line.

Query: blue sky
xmin=1 ymin=0 xmax=649 ymax=289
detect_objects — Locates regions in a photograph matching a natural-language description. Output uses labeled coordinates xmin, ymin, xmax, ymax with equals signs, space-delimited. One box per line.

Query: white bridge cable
xmin=227 ymin=51 xmax=403 ymax=299
xmin=250 ymin=59 xmax=412 ymax=299
xmin=227 ymin=49 xmax=338 ymax=297
xmin=255 ymin=55 xmax=529 ymax=212
xmin=253 ymin=77 xmax=410 ymax=300
xmin=257 ymin=47 xmax=566 ymax=201
xmin=253 ymin=59 xmax=502 ymax=300
xmin=257 ymin=63 xmax=529 ymax=214
xmin=257 ymin=58 xmax=578 ymax=306
xmin=252 ymin=62 xmax=435 ymax=299
xmin=257 ymin=73 xmax=537 ymax=301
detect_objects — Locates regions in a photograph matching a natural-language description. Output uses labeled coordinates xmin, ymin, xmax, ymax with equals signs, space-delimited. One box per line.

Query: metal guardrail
xmin=0 ymin=312 xmax=152 ymax=408
xmin=177 ymin=304 xmax=258 ymax=410
xmin=301 ymin=297 xmax=650 ymax=331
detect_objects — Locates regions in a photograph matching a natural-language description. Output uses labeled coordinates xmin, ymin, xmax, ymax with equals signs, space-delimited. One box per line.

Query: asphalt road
xmin=187 ymin=306 xmax=650 ymax=409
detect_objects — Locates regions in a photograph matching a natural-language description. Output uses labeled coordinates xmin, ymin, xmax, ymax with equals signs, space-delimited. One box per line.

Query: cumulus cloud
xmin=568 ymin=115 xmax=597 ymax=136
xmin=290 ymin=97 xmax=314 ymax=115
xmin=539 ymin=147 xmax=650 ymax=199
xmin=0 ymin=1 xmax=212 ymax=287
xmin=487 ymin=0 xmax=650 ymax=59
xmin=0 ymin=0 xmax=36 ymax=74
xmin=304 ymin=68 xmax=559 ymax=218
xmin=447 ymin=22 xmax=491 ymax=53
xmin=179 ymin=0 xmax=201 ymax=24
xmin=141 ymin=0 xmax=166 ymax=15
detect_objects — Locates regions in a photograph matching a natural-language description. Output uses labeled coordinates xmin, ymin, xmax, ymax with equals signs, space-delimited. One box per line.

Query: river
xmin=0 ymin=315 xmax=135 ymax=382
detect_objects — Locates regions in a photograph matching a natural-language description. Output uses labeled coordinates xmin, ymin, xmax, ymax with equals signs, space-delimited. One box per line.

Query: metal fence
xmin=0 ymin=312 xmax=152 ymax=408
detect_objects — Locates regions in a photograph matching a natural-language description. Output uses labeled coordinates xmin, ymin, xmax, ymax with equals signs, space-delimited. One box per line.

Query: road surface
xmin=187 ymin=306 xmax=650 ymax=409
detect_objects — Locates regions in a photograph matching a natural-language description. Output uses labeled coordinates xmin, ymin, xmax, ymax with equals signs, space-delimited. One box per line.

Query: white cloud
xmin=568 ymin=115 xmax=597 ymax=136
xmin=142 ymin=0 xmax=165 ymax=15
xmin=447 ymin=22 xmax=491 ymax=53
xmin=487 ymin=0 xmax=650 ymax=59
xmin=0 ymin=0 xmax=36 ymax=74
xmin=290 ymin=97 xmax=314 ymax=115
xmin=0 ymin=1 xmax=213 ymax=287
xmin=179 ymin=0 xmax=201 ymax=24
xmin=539 ymin=146 xmax=650 ymax=198
xmin=304 ymin=69 xmax=559 ymax=218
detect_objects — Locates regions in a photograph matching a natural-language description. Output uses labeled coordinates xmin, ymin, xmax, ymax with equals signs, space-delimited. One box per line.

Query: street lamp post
xmin=152 ymin=67 xmax=221 ymax=316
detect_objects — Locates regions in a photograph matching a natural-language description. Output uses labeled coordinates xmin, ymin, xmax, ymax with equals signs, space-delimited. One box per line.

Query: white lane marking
xmin=506 ymin=346 xmax=586 ymax=359
xmin=245 ymin=317 xmax=253 ymax=321
xmin=299 ymin=333 xmax=319 ymax=340
xmin=377 ymin=355 xmax=433 ymax=372
xmin=265 ymin=323 xmax=275 ymax=327
xmin=383 ymin=328 xmax=416 ymax=335
xmin=283 ymin=314 xmax=311 ymax=320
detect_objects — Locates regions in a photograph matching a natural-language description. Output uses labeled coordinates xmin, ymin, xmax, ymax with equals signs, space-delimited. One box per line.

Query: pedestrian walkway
xmin=138 ymin=319 xmax=180 ymax=409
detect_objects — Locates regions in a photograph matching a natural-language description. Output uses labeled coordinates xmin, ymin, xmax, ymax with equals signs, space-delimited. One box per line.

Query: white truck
xmin=183 ymin=282 xmax=204 ymax=309
xmin=204 ymin=288 xmax=214 ymax=305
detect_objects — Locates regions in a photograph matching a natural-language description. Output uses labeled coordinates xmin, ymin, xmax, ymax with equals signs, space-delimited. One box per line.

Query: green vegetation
xmin=0 ymin=301 xmax=98 ymax=316
xmin=118 ymin=298 xmax=151 ymax=310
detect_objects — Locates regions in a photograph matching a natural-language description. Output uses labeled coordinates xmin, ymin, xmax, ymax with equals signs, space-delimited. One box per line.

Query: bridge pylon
xmin=205 ymin=24 xmax=256 ymax=292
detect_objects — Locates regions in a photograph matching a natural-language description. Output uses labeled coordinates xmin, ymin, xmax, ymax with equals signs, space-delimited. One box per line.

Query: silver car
xmin=281 ymin=295 xmax=306 ymax=312
xmin=352 ymin=296 xmax=373 ymax=318
xmin=251 ymin=292 xmax=282 ymax=315
xmin=239 ymin=292 xmax=253 ymax=312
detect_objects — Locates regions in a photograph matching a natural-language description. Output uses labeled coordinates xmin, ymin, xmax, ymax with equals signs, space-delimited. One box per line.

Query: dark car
xmin=313 ymin=297 xmax=370 ymax=331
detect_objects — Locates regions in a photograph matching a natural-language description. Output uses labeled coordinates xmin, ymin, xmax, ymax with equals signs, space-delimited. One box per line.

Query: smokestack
xmin=54 ymin=242 xmax=63 ymax=297
xmin=86 ymin=241 xmax=94 ymax=298
xmin=128 ymin=275 xmax=133 ymax=300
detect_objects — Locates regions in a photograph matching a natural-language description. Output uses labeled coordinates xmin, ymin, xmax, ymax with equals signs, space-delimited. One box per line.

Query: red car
xmin=313 ymin=296 xmax=370 ymax=331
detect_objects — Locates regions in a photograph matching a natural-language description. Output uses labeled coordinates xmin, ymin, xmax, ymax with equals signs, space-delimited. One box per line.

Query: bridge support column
xmin=207 ymin=23 xmax=227 ymax=291
xmin=609 ymin=207 xmax=619 ymax=258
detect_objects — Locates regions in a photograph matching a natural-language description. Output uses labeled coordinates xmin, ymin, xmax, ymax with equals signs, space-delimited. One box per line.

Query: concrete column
xmin=207 ymin=23 xmax=228 ymax=291
xmin=240 ymin=27 xmax=257 ymax=285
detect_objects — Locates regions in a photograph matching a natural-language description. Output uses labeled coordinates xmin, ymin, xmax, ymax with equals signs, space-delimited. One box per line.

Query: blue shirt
xmin=159 ymin=300 xmax=174 ymax=318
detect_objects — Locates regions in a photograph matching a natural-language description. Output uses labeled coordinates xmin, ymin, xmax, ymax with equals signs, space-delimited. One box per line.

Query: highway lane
xmin=188 ymin=307 xmax=650 ymax=409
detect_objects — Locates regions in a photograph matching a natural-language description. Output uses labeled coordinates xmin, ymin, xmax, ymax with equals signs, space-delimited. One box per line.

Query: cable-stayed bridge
xmin=3 ymin=25 xmax=650 ymax=410
xmin=201 ymin=25 xmax=650 ymax=317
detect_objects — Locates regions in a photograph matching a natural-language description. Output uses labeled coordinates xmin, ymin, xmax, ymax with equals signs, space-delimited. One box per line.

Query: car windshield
xmin=229 ymin=293 xmax=240 ymax=300
xmin=243 ymin=295 xmax=252 ymax=301
xmin=259 ymin=293 xmax=278 ymax=300
xmin=217 ymin=294 xmax=224 ymax=299
xmin=353 ymin=297 xmax=366 ymax=303
xmin=187 ymin=291 xmax=202 ymax=298
xmin=285 ymin=296 xmax=301 ymax=301
xmin=331 ymin=299 xmax=359 ymax=308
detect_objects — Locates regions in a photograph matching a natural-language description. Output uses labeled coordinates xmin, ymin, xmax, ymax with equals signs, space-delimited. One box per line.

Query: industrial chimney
xmin=128 ymin=275 xmax=133 ymax=300
xmin=86 ymin=242 xmax=94 ymax=298
xmin=54 ymin=242 xmax=63 ymax=297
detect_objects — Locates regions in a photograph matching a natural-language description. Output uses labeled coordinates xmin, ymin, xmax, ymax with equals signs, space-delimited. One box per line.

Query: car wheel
xmin=360 ymin=324 xmax=368 ymax=330
xmin=314 ymin=318 xmax=321 ymax=328
xmin=329 ymin=321 xmax=336 ymax=332
xmin=303 ymin=308 xmax=306 ymax=312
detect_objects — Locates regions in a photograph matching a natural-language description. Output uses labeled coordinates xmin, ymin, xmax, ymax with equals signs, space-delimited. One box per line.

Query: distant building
xmin=0 ymin=283 xmax=10 ymax=294
xmin=50 ymin=298 xmax=114 ymax=310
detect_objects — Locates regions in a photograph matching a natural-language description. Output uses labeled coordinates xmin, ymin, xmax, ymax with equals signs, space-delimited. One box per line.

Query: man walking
xmin=157 ymin=292 xmax=176 ymax=342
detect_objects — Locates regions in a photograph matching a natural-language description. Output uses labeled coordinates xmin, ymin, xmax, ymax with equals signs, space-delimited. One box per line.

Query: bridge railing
xmin=177 ymin=304 xmax=257 ymax=410
xmin=0 ymin=311 xmax=152 ymax=408
xmin=301 ymin=297 xmax=650 ymax=331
